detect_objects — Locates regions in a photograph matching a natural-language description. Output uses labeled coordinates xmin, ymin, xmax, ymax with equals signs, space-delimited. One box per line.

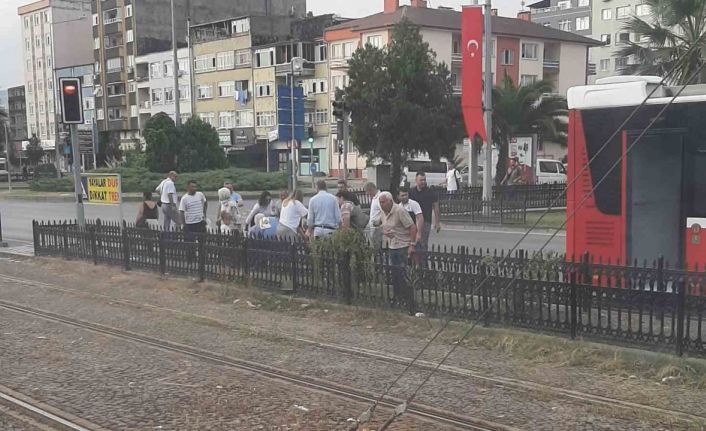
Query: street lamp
xmin=289 ymin=56 xmax=305 ymax=192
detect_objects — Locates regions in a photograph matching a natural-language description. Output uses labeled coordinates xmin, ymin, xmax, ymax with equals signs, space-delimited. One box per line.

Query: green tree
xmin=144 ymin=112 xmax=180 ymax=172
xmin=345 ymin=19 xmax=465 ymax=193
xmin=26 ymin=134 xmax=45 ymax=165
xmin=618 ymin=0 xmax=706 ymax=84
xmin=178 ymin=116 xmax=227 ymax=172
xmin=492 ymin=75 xmax=567 ymax=184
xmin=0 ymin=108 xmax=13 ymax=166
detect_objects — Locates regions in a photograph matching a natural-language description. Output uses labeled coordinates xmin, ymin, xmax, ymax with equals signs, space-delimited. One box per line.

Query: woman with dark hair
xmin=244 ymin=191 xmax=275 ymax=228
xmin=135 ymin=191 xmax=159 ymax=228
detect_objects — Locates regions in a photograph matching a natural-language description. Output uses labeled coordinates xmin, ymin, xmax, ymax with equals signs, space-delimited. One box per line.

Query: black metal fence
xmin=33 ymin=220 xmax=705 ymax=356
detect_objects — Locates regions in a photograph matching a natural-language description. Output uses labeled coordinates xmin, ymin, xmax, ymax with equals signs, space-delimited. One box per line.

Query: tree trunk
xmin=390 ymin=151 xmax=403 ymax=199
xmin=495 ymin=139 xmax=508 ymax=186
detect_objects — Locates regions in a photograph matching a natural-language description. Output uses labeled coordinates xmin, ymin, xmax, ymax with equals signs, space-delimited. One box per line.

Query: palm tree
xmin=492 ymin=75 xmax=567 ymax=184
xmin=618 ymin=0 xmax=706 ymax=85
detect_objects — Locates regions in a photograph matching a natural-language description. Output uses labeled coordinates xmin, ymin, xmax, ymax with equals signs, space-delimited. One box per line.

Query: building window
xmin=125 ymin=5 xmax=133 ymax=17
xmin=520 ymin=75 xmax=537 ymax=86
xmin=366 ymin=35 xmax=382 ymax=48
xmin=343 ymin=42 xmax=354 ymax=58
xmin=83 ymin=97 xmax=95 ymax=110
xmin=128 ymin=55 xmax=135 ymax=68
xmin=256 ymin=111 xmax=275 ymax=127
xmin=178 ymin=58 xmax=189 ymax=74
xmin=218 ymin=81 xmax=235 ymax=98
xmin=108 ymin=108 xmax=123 ymax=120
xmin=128 ymin=82 xmax=136 ymax=93
xmin=97 ymin=109 xmax=104 ymax=120
xmin=232 ymin=18 xmax=250 ymax=34
xmin=617 ymin=32 xmax=630 ymax=44
xmin=635 ymin=4 xmax=651 ymax=16
xmin=106 ymin=58 xmax=122 ymax=72
xmin=254 ymin=49 xmax=274 ymax=68
xmin=304 ymin=110 xmax=315 ymax=126
xmin=235 ymin=110 xmax=254 ymax=127
xmin=576 ymin=16 xmax=590 ymax=30
xmin=24 ymin=17 xmax=29 ymax=28
xmin=559 ymin=20 xmax=571 ymax=31
xmin=92 ymin=14 xmax=99 ymax=26
xmin=37 ymin=59 xmax=43 ymax=69
xmin=179 ymin=85 xmax=190 ymax=100
xmin=38 ymin=102 xmax=45 ymax=114
xmin=615 ymin=56 xmax=628 ymax=70
xmin=521 ymin=43 xmax=538 ymax=59
xmin=256 ymin=82 xmax=273 ymax=97
xmin=163 ymin=61 xmax=173 ymax=77
xmin=578 ymin=0 xmax=589 ymax=6
xmin=197 ymin=85 xmax=212 ymax=99
xmin=47 ymin=79 xmax=53 ymax=90
xmin=601 ymin=34 xmax=612 ymax=44
xmin=103 ymin=8 xmax=122 ymax=25
xmin=199 ymin=112 xmax=215 ymax=126
xmin=28 ymin=103 xmax=34 ymax=115
xmin=46 ymin=35 xmax=51 ymax=46
xmin=165 ymin=88 xmax=174 ymax=103
xmin=33 ymin=14 xmax=39 ymax=25
xmin=316 ymin=43 xmax=327 ymax=62
xmin=616 ymin=6 xmax=630 ymax=18
xmin=219 ymin=111 xmax=236 ymax=129
xmin=331 ymin=44 xmax=342 ymax=59
xmin=150 ymin=62 xmax=161 ymax=79
xmin=557 ymin=0 xmax=571 ymax=9
xmin=194 ymin=55 xmax=216 ymax=73
xmin=331 ymin=75 xmax=350 ymax=90
xmin=235 ymin=50 xmax=251 ymax=67
xmin=217 ymin=51 xmax=235 ymax=70
xmin=35 ymin=37 xmax=41 ymax=48
xmin=601 ymin=8 xmax=612 ymax=20
xmin=126 ymin=30 xmax=134 ymax=43
xmin=599 ymin=58 xmax=610 ymax=71
xmin=151 ymin=89 xmax=163 ymax=105
xmin=315 ymin=109 xmax=328 ymax=125
xmin=94 ymin=37 xmax=100 ymax=49
xmin=501 ymin=49 xmax=514 ymax=65
xmin=25 ymin=38 xmax=30 ymax=51
xmin=130 ymin=105 xmax=138 ymax=117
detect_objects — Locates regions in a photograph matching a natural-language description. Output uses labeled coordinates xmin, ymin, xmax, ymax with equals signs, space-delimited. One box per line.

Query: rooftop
xmin=326 ymin=5 xmax=602 ymax=46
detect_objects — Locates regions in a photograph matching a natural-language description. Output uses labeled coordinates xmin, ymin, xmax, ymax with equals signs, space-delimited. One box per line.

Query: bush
xmin=31 ymin=166 xmax=287 ymax=193
xmin=34 ymin=163 xmax=58 ymax=179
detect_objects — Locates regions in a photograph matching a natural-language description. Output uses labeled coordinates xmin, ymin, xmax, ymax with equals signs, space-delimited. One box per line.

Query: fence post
xmin=481 ymin=261 xmax=490 ymax=327
xmin=32 ymin=221 xmax=39 ymax=256
xmin=159 ymin=231 xmax=166 ymax=275
xmin=198 ymin=234 xmax=206 ymax=282
xmin=243 ymin=237 xmax=250 ymax=280
xmin=122 ymin=224 xmax=131 ymax=271
xmin=570 ymin=267 xmax=577 ymax=339
xmin=62 ymin=221 xmax=69 ymax=258
xmin=90 ymin=225 xmax=98 ymax=265
xmin=290 ymin=243 xmax=298 ymax=293
xmin=343 ymin=251 xmax=353 ymax=305
xmin=657 ymin=255 xmax=664 ymax=292
xmin=675 ymin=279 xmax=686 ymax=356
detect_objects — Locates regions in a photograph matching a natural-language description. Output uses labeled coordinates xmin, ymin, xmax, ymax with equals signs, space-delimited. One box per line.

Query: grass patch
xmin=525 ymin=209 xmax=566 ymax=230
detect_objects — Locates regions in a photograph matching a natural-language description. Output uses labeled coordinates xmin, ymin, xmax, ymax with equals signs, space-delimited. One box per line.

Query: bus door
xmin=625 ymin=129 xmax=686 ymax=266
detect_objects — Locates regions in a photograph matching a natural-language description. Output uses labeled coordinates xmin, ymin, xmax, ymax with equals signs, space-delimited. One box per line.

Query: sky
xmin=0 ymin=0 xmax=522 ymax=90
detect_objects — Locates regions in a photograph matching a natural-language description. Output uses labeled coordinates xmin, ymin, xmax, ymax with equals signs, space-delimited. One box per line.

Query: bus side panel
xmin=567 ymin=110 xmax=625 ymax=264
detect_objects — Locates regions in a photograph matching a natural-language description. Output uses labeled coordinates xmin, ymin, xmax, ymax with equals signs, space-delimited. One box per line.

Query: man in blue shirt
xmin=306 ymin=180 xmax=341 ymax=239
xmin=224 ymin=180 xmax=244 ymax=207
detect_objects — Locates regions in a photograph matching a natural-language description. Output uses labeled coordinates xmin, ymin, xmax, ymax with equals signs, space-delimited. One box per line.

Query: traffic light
xmin=59 ymin=78 xmax=84 ymax=124
xmin=332 ymin=98 xmax=346 ymax=120
xmin=307 ymin=126 xmax=315 ymax=144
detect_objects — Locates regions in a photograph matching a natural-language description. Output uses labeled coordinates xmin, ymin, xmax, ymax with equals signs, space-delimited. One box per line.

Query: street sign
xmin=80 ymin=174 xmax=122 ymax=205
xmin=78 ymin=129 xmax=93 ymax=154
xmin=277 ymin=85 xmax=305 ymax=142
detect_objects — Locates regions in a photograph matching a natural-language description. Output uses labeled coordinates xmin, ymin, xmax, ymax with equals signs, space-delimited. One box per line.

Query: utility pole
xmin=186 ymin=0 xmax=196 ymax=117
xmin=482 ymin=0 xmax=494 ymax=201
xmin=70 ymin=124 xmax=85 ymax=226
xmin=289 ymin=56 xmax=304 ymax=192
xmin=171 ymin=0 xmax=181 ymax=127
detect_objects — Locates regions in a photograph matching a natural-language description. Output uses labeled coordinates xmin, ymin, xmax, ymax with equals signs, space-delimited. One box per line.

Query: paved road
xmin=0 ymin=200 xmax=565 ymax=253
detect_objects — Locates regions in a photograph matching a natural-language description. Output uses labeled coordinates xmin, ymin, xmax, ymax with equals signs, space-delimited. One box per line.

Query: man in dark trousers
xmin=409 ymin=172 xmax=441 ymax=262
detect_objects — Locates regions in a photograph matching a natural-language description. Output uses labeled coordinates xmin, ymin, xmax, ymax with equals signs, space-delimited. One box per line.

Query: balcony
xmin=275 ymin=61 xmax=315 ymax=77
xmin=587 ymin=63 xmax=597 ymax=75
xmin=543 ymin=59 xmax=560 ymax=70
xmin=139 ymin=101 xmax=151 ymax=110
xmin=107 ymin=95 xmax=126 ymax=107
xmin=329 ymin=58 xmax=349 ymax=69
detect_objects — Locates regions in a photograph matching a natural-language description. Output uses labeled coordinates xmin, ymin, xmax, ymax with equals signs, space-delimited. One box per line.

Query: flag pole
xmin=482 ymin=0 xmax=493 ymax=201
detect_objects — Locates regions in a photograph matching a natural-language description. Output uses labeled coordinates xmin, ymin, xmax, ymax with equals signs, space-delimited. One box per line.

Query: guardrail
xmin=33 ymin=220 xmax=706 ymax=356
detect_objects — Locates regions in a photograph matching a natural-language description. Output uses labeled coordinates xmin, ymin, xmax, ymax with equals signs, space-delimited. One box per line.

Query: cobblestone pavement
xmin=0 ymin=257 xmax=703 ymax=430
xmin=0 ymin=311 xmax=458 ymax=431
xmin=0 ymin=407 xmax=42 ymax=431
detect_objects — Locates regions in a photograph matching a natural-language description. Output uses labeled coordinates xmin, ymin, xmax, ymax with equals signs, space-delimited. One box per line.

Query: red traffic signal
xmin=59 ymin=77 xmax=84 ymax=124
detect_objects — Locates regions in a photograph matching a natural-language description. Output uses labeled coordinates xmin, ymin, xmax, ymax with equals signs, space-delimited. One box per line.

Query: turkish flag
xmin=462 ymin=7 xmax=487 ymax=142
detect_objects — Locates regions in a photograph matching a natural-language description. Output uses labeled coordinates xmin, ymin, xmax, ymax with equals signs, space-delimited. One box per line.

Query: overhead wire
xmin=353 ymin=36 xmax=706 ymax=430
xmin=371 ymin=59 xmax=706 ymax=431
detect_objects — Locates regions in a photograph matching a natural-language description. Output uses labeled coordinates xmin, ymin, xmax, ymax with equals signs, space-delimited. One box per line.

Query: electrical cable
xmin=353 ymin=36 xmax=706 ymax=430
xmin=372 ymin=60 xmax=706 ymax=431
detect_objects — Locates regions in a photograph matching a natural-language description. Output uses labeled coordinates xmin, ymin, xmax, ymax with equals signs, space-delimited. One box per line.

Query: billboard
xmin=80 ymin=174 xmax=122 ymax=205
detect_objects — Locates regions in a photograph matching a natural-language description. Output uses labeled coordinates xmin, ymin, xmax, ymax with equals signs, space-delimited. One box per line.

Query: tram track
xmin=0 ymin=299 xmax=509 ymax=431
xmin=0 ymin=384 xmax=105 ymax=431
xmin=0 ymin=272 xmax=704 ymax=427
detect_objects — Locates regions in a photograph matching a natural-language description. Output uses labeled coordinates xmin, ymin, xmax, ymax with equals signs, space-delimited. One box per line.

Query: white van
xmin=535 ymin=158 xmax=567 ymax=184
xmin=401 ymin=160 xmax=448 ymax=187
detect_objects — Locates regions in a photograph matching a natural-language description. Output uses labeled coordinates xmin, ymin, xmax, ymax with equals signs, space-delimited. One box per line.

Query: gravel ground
xmin=0 ymin=408 xmax=42 ymax=431
xmin=0 ymin=256 xmax=703 ymax=430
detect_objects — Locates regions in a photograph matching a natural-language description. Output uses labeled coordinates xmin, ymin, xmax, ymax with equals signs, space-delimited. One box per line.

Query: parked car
xmin=401 ymin=159 xmax=448 ymax=187
xmin=535 ymin=158 xmax=567 ymax=184
xmin=460 ymin=166 xmax=483 ymax=185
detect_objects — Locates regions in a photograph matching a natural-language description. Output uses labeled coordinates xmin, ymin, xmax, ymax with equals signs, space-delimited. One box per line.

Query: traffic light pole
xmin=290 ymin=67 xmax=296 ymax=192
xmin=170 ymin=0 xmax=181 ymax=127
xmin=70 ymin=124 xmax=85 ymax=226
xmin=3 ymin=124 xmax=12 ymax=192
xmin=343 ymin=115 xmax=349 ymax=183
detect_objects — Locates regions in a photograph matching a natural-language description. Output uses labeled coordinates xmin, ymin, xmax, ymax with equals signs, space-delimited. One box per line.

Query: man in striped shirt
xmin=179 ymin=180 xmax=208 ymax=238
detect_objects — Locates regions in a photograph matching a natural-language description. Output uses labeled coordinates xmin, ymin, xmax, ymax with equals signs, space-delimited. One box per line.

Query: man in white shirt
xmin=179 ymin=180 xmax=208 ymax=238
xmin=157 ymin=171 xmax=178 ymax=231
xmin=445 ymin=161 xmax=462 ymax=194
xmin=364 ymin=182 xmax=383 ymax=248
xmin=398 ymin=187 xmax=424 ymax=256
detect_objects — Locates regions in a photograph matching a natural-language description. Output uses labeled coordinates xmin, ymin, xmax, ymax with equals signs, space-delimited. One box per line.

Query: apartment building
xmin=590 ymin=0 xmax=650 ymax=82
xmin=18 ymin=0 xmax=93 ymax=154
xmin=324 ymin=0 xmax=601 ymax=177
xmin=92 ymin=0 xmax=307 ymax=148
xmin=527 ymin=0 xmax=592 ymax=36
xmin=190 ymin=14 xmax=339 ymax=172
xmin=7 ymin=86 xmax=28 ymax=153
xmin=0 ymin=90 xmax=8 ymax=112
xmin=135 ymin=48 xmax=191 ymax=130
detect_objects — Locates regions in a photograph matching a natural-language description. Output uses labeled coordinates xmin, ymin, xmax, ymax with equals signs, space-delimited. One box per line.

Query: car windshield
xmin=540 ymin=161 xmax=558 ymax=173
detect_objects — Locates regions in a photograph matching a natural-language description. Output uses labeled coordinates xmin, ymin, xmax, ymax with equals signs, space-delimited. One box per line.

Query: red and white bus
xmin=566 ymin=76 xmax=706 ymax=269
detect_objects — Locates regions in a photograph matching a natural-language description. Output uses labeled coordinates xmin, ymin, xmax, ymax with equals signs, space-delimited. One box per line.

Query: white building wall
xmin=136 ymin=48 xmax=192 ymax=122
xmin=557 ymin=43 xmax=588 ymax=95
xmin=518 ymin=39 xmax=545 ymax=84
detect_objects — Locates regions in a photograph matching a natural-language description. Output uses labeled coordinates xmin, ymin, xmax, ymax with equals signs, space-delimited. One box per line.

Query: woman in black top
xmin=136 ymin=192 xmax=159 ymax=228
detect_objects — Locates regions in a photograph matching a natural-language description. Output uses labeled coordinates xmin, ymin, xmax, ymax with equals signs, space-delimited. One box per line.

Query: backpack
xmin=350 ymin=205 xmax=370 ymax=230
